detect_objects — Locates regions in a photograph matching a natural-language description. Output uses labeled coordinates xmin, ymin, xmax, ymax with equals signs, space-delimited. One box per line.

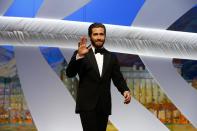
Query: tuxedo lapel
xmin=87 ymin=48 xmax=100 ymax=78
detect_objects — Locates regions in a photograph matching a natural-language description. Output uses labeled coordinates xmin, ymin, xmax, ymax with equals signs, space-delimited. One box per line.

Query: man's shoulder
xmin=104 ymin=49 xmax=118 ymax=62
xmin=103 ymin=48 xmax=111 ymax=54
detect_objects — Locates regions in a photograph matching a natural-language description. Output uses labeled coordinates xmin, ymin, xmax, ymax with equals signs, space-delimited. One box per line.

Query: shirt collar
xmin=91 ymin=45 xmax=104 ymax=53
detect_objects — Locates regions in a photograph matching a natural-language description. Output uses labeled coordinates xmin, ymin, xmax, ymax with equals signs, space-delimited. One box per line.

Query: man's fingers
xmin=82 ymin=36 xmax=87 ymax=43
xmin=125 ymin=95 xmax=130 ymax=101
xmin=124 ymin=98 xmax=130 ymax=104
xmin=78 ymin=36 xmax=88 ymax=50
xmin=124 ymin=92 xmax=131 ymax=104
xmin=124 ymin=98 xmax=131 ymax=104
xmin=80 ymin=36 xmax=87 ymax=45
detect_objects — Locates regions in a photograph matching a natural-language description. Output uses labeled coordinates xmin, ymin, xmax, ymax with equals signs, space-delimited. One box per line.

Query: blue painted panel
xmin=65 ymin=0 xmax=145 ymax=26
xmin=4 ymin=0 xmax=43 ymax=17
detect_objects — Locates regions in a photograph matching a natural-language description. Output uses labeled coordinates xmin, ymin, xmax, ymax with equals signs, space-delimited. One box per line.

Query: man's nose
xmin=97 ymin=35 xmax=103 ymax=39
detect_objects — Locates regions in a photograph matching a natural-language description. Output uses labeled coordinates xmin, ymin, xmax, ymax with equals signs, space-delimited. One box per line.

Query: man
xmin=66 ymin=23 xmax=131 ymax=131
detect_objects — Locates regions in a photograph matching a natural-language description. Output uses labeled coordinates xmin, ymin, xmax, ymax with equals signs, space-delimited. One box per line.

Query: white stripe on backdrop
xmin=15 ymin=46 xmax=82 ymax=131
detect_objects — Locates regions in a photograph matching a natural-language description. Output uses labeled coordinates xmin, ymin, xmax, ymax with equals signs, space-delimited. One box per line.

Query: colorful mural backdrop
xmin=0 ymin=1 xmax=196 ymax=131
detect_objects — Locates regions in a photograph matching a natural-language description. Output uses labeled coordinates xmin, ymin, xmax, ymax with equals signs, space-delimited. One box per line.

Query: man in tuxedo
xmin=66 ymin=23 xmax=131 ymax=131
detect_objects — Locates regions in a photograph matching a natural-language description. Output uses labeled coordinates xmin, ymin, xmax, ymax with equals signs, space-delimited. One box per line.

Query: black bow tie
xmin=95 ymin=48 xmax=105 ymax=54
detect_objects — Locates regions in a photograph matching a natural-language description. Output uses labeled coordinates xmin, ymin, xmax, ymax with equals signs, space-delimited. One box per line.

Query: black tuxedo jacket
xmin=66 ymin=48 xmax=129 ymax=115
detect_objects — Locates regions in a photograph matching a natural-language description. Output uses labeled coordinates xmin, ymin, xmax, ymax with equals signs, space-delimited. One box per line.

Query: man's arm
xmin=66 ymin=51 xmax=80 ymax=78
xmin=66 ymin=36 xmax=90 ymax=78
xmin=111 ymin=54 xmax=129 ymax=93
xmin=111 ymin=54 xmax=131 ymax=104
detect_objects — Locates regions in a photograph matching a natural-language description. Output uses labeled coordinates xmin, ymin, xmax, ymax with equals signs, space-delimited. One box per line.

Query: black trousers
xmin=80 ymin=111 xmax=109 ymax=131
xmin=79 ymin=99 xmax=109 ymax=131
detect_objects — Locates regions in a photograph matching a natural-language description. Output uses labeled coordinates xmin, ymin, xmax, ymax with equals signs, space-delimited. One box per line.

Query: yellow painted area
xmin=107 ymin=121 xmax=118 ymax=131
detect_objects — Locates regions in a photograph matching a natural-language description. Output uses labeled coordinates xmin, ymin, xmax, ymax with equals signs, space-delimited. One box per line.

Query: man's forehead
xmin=92 ymin=27 xmax=105 ymax=32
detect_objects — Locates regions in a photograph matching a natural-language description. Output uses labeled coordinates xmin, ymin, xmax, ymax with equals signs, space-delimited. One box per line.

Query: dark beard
xmin=90 ymin=39 xmax=105 ymax=49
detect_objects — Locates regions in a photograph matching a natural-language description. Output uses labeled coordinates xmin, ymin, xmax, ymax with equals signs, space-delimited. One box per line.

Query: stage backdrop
xmin=0 ymin=0 xmax=197 ymax=131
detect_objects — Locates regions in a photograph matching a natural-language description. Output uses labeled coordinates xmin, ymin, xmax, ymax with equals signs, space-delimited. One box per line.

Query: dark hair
xmin=88 ymin=23 xmax=106 ymax=37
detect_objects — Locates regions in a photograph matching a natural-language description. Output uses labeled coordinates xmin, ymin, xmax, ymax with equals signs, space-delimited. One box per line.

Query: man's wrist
xmin=123 ymin=90 xmax=130 ymax=95
xmin=76 ymin=53 xmax=84 ymax=60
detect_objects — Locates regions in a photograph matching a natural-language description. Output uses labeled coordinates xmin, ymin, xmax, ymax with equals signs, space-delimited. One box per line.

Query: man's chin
xmin=95 ymin=43 xmax=104 ymax=48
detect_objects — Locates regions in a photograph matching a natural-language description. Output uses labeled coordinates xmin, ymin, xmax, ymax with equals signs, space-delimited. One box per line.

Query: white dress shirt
xmin=92 ymin=46 xmax=104 ymax=76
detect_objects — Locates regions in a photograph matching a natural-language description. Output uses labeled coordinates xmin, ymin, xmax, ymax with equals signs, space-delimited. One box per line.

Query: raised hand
xmin=78 ymin=36 xmax=90 ymax=57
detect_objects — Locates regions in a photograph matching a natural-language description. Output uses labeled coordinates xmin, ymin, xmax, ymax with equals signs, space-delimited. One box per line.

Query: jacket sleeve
xmin=111 ymin=54 xmax=130 ymax=95
xmin=66 ymin=50 xmax=82 ymax=78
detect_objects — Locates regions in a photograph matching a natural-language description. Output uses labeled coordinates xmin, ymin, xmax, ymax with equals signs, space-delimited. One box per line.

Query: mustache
xmin=95 ymin=39 xmax=104 ymax=42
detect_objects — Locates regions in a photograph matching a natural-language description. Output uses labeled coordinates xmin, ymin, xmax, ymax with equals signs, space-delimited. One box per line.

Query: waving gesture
xmin=78 ymin=36 xmax=91 ymax=57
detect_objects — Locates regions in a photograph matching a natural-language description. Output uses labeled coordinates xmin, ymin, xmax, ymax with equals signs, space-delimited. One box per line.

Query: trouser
xmin=79 ymin=98 xmax=109 ymax=131
xmin=80 ymin=110 xmax=109 ymax=131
